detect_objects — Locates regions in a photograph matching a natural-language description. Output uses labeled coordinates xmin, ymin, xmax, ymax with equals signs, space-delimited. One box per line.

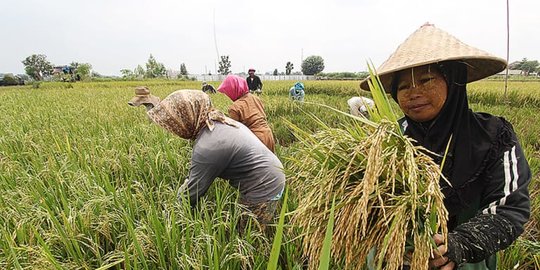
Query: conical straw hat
xmin=135 ymin=86 xmax=151 ymax=95
xmin=128 ymin=86 xmax=160 ymax=107
xmin=360 ymin=23 xmax=507 ymax=91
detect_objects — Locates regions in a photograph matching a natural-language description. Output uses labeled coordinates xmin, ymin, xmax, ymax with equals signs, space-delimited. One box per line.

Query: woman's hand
xmin=429 ymin=234 xmax=456 ymax=269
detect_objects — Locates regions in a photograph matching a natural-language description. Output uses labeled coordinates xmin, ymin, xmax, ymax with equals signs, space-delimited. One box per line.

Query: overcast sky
xmin=1 ymin=0 xmax=538 ymax=76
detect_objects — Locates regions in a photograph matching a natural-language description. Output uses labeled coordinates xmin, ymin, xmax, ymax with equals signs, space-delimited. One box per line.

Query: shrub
xmin=2 ymin=74 xmax=20 ymax=86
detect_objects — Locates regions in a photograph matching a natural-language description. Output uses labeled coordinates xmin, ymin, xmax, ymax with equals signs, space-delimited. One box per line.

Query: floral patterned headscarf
xmin=147 ymin=90 xmax=236 ymax=140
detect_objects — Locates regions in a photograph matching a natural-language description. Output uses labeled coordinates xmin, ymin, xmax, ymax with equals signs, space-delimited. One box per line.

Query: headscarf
xmin=391 ymin=61 xmax=509 ymax=216
xmin=293 ymin=82 xmax=305 ymax=94
xmin=217 ymin=75 xmax=249 ymax=101
xmin=147 ymin=90 xmax=237 ymax=140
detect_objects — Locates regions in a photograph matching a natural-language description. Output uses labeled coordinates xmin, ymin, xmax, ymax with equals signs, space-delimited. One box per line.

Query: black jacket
xmin=401 ymin=117 xmax=531 ymax=269
xmin=246 ymin=75 xmax=263 ymax=91
xmin=444 ymin=125 xmax=530 ymax=268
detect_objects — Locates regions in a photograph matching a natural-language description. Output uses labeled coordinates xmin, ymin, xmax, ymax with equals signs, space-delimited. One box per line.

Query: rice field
xmin=0 ymin=79 xmax=539 ymax=269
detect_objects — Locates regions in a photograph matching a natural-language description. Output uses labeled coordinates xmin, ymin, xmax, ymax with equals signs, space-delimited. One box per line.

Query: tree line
xmin=119 ymin=54 xmax=327 ymax=79
xmin=20 ymin=54 xmax=93 ymax=82
xmin=22 ymin=54 xmax=537 ymax=83
xmin=16 ymin=53 xmax=329 ymax=83
xmin=509 ymin=58 xmax=540 ymax=75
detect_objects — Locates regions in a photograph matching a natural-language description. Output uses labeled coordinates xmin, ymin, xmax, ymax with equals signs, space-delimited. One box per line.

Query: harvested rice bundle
xmin=286 ymin=69 xmax=448 ymax=270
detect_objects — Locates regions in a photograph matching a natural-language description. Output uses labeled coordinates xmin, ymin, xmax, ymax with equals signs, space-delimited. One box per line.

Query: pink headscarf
xmin=217 ymin=75 xmax=249 ymax=101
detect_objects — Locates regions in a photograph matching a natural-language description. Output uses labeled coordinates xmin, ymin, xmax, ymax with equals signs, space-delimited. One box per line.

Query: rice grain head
xmin=286 ymin=66 xmax=448 ymax=269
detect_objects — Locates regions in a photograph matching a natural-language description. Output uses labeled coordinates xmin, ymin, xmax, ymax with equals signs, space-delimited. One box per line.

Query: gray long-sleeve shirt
xmin=182 ymin=121 xmax=285 ymax=205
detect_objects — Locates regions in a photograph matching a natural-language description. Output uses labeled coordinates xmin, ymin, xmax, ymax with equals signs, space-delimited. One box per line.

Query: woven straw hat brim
xmin=135 ymin=86 xmax=151 ymax=95
xmin=359 ymin=24 xmax=507 ymax=92
xmin=128 ymin=95 xmax=160 ymax=107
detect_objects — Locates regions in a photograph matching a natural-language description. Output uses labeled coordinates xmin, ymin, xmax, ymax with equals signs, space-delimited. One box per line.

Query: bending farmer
xmin=146 ymin=90 xmax=285 ymax=230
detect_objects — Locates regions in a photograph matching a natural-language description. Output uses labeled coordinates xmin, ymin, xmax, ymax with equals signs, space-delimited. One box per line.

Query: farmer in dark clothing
xmin=246 ymin=68 xmax=263 ymax=94
xmin=201 ymin=81 xmax=217 ymax=94
xmin=361 ymin=23 xmax=530 ymax=270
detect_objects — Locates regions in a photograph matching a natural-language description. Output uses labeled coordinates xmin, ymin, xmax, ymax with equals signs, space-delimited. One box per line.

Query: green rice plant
xmin=499 ymin=173 xmax=540 ymax=270
xmin=498 ymin=238 xmax=540 ymax=270
xmin=286 ymin=66 xmax=448 ymax=270
xmin=0 ymin=79 xmax=538 ymax=268
xmin=267 ymin=189 xmax=288 ymax=270
xmin=318 ymin=197 xmax=336 ymax=270
xmin=1 ymin=228 xmax=23 ymax=269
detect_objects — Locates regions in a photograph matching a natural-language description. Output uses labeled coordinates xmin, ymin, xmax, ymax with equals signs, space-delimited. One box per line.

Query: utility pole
xmin=504 ymin=0 xmax=510 ymax=100
xmin=213 ymin=9 xmax=220 ymax=60
xmin=213 ymin=8 xmax=220 ymax=77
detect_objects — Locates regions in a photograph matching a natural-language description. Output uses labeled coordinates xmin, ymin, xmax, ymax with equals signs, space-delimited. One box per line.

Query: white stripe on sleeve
xmin=500 ymin=150 xmax=511 ymax=206
xmin=510 ymin=146 xmax=519 ymax=192
xmin=482 ymin=148 xmax=516 ymax=215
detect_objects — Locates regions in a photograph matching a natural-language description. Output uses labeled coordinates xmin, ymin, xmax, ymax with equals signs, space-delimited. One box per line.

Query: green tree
xmin=22 ymin=54 xmax=53 ymax=81
xmin=218 ymin=55 xmax=231 ymax=75
xmin=521 ymin=60 xmax=539 ymax=75
xmin=301 ymin=55 xmax=325 ymax=75
xmin=180 ymin=63 xmax=188 ymax=75
xmin=76 ymin=63 xmax=92 ymax=80
xmin=285 ymin=61 xmax=294 ymax=75
xmin=120 ymin=69 xmax=134 ymax=80
xmin=70 ymin=62 xmax=79 ymax=70
xmin=145 ymin=54 xmax=166 ymax=78
xmin=1 ymin=74 xmax=20 ymax=86
xmin=513 ymin=58 xmax=539 ymax=75
xmin=273 ymin=69 xmax=278 ymax=76
xmin=134 ymin=65 xmax=145 ymax=79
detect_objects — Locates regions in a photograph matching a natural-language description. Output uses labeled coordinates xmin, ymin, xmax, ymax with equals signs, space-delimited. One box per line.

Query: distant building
xmin=52 ymin=65 xmax=79 ymax=82
xmin=507 ymin=61 xmax=522 ymax=69
xmin=166 ymin=69 xmax=181 ymax=78
xmin=52 ymin=65 xmax=76 ymax=75
xmin=496 ymin=69 xmax=523 ymax=76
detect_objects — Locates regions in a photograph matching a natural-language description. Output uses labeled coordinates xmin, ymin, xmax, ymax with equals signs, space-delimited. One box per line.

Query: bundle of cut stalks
xmin=286 ymin=67 xmax=448 ymax=270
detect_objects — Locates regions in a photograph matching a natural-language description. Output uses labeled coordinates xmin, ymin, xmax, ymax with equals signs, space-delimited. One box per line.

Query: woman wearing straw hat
xmin=128 ymin=86 xmax=161 ymax=111
xmin=145 ymin=90 xmax=285 ymax=231
xmin=361 ymin=23 xmax=531 ymax=269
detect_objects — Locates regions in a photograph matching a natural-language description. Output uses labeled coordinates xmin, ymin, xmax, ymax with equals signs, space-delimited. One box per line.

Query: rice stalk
xmin=286 ymin=65 xmax=448 ymax=269
xmin=318 ymin=196 xmax=336 ymax=270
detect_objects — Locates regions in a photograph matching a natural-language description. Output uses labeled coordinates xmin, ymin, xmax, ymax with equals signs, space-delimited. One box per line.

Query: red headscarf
xmin=217 ymin=75 xmax=249 ymax=101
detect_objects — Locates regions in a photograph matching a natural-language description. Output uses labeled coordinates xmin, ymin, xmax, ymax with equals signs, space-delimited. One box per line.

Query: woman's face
xmin=395 ymin=65 xmax=448 ymax=122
